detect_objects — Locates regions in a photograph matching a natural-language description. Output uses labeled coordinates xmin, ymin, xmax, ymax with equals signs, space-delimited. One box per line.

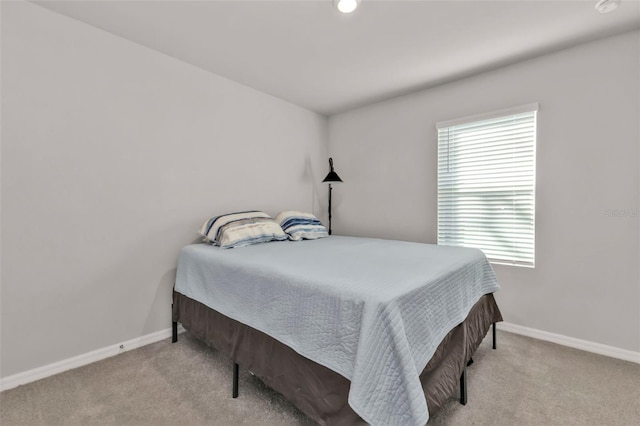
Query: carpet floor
xmin=1 ymin=330 xmax=638 ymax=425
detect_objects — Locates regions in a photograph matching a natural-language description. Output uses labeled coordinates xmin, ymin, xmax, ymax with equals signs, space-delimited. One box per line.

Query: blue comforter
xmin=175 ymin=236 xmax=499 ymax=425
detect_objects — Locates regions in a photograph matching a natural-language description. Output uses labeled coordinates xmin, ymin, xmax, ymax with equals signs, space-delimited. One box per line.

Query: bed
xmin=172 ymin=236 xmax=502 ymax=425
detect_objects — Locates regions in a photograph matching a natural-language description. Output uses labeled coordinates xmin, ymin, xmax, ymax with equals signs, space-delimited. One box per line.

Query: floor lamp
xmin=322 ymin=158 xmax=343 ymax=235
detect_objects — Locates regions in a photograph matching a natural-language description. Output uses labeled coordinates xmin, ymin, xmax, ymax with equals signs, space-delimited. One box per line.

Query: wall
xmin=0 ymin=1 xmax=327 ymax=378
xmin=328 ymin=31 xmax=640 ymax=353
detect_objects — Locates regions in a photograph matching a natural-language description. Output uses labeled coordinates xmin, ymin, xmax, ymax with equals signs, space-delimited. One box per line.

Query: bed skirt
xmin=172 ymin=291 xmax=502 ymax=425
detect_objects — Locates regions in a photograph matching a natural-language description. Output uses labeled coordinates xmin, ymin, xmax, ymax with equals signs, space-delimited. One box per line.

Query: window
xmin=436 ymin=104 xmax=537 ymax=267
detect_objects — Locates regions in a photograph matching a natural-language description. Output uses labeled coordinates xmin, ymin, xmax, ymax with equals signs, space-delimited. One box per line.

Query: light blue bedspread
xmin=175 ymin=236 xmax=499 ymax=425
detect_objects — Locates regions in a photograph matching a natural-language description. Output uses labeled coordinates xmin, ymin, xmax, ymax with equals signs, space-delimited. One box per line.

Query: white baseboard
xmin=498 ymin=322 xmax=640 ymax=364
xmin=3 ymin=322 xmax=637 ymax=392
xmin=0 ymin=325 xmax=185 ymax=392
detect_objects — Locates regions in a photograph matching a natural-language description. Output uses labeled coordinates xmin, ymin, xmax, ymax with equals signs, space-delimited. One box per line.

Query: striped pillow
xmin=275 ymin=211 xmax=328 ymax=241
xmin=199 ymin=211 xmax=288 ymax=249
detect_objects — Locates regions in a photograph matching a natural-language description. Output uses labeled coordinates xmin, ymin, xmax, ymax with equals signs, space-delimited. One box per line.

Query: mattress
xmin=174 ymin=236 xmax=500 ymax=425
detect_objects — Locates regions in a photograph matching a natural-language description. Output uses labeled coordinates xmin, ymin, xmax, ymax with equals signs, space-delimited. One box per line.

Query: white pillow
xmin=199 ymin=211 xmax=288 ymax=248
xmin=275 ymin=211 xmax=329 ymax=241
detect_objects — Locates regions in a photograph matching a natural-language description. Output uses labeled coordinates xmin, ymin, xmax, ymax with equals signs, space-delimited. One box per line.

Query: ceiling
xmin=32 ymin=0 xmax=640 ymax=116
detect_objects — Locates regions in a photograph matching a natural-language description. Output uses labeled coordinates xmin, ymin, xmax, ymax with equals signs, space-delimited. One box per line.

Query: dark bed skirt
xmin=172 ymin=291 xmax=502 ymax=425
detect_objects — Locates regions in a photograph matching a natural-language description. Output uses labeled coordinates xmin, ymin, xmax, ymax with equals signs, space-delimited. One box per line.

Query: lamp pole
xmin=328 ymin=184 xmax=333 ymax=235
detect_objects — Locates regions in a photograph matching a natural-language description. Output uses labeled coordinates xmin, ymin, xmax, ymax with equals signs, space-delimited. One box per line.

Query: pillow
xmin=199 ymin=211 xmax=288 ymax=249
xmin=275 ymin=211 xmax=329 ymax=241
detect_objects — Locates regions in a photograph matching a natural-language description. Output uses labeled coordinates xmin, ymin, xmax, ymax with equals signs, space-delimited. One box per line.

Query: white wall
xmin=0 ymin=1 xmax=327 ymax=378
xmin=329 ymin=31 xmax=640 ymax=353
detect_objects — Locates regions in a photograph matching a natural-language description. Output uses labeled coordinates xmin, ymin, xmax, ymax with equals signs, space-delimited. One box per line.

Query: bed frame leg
xmin=232 ymin=363 xmax=239 ymax=398
xmin=172 ymin=321 xmax=178 ymax=343
xmin=492 ymin=322 xmax=497 ymax=349
xmin=459 ymin=367 xmax=467 ymax=405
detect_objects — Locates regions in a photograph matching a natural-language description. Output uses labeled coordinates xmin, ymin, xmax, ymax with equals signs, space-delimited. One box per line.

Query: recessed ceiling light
xmin=595 ymin=0 xmax=621 ymax=13
xmin=334 ymin=0 xmax=361 ymax=14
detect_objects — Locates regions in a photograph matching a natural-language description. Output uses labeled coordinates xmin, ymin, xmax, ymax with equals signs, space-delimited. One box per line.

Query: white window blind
xmin=437 ymin=104 xmax=537 ymax=267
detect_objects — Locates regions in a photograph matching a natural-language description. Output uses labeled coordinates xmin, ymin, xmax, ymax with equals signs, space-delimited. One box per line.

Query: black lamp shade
xmin=322 ymin=158 xmax=343 ymax=183
xmin=322 ymin=171 xmax=343 ymax=183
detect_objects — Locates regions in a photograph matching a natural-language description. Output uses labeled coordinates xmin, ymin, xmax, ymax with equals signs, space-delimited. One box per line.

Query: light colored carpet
xmin=1 ymin=330 xmax=639 ymax=425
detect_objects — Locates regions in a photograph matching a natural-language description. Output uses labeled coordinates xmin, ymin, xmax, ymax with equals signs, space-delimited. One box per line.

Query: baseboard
xmin=3 ymin=322 xmax=637 ymax=392
xmin=0 ymin=325 xmax=185 ymax=392
xmin=498 ymin=322 xmax=640 ymax=364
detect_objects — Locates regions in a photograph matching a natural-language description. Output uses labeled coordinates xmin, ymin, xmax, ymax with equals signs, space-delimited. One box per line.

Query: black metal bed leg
xmin=492 ymin=322 xmax=497 ymax=349
xmin=172 ymin=321 xmax=178 ymax=343
xmin=232 ymin=363 xmax=239 ymax=398
xmin=459 ymin=367 xmax=467 ymax=405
